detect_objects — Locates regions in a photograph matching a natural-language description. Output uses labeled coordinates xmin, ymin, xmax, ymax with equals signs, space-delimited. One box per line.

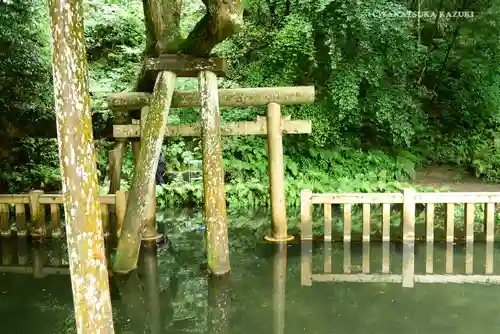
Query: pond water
xmin=1 ymin=211 xmax=500 ymax=334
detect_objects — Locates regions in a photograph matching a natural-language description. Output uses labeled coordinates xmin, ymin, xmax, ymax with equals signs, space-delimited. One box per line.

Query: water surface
xmin=1 ymin=212 xmax=500 ymax=334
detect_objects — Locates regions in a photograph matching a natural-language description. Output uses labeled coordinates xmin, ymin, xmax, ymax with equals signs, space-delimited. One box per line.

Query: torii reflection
xmin=114 ymin=242 xmax=178 ymax=334
xmin=271 ymin=242 xmax=287 ymax=334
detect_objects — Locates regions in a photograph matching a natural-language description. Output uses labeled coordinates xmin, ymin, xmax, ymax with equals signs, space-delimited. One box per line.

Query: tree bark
xmin=112 ymin=71 xmax=176 ymax=274
xmin=180 ymin=0 xmax=244 ymax=56
xmin=135 ymin=0 xmax=183 ymax=93
xmin=47 ymin=0 xmax=114 ymax=333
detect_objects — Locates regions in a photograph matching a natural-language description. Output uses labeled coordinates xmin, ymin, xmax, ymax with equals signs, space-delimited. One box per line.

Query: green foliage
xmin=2 ymin=0 xmax=500 ymax=201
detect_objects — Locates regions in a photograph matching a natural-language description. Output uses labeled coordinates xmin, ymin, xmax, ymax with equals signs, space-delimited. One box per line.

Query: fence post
xmin=115 ymin=189 xmax=128 ymax=239
xmin=50 ymin=204 xmax=62 ymax=238
xmin=402 ymin=188 xmax=415 ymax=288
xmin=29 ymin=190 xmax=45 ymax=237
xmin=15 ymin=204 xmax=27 ymax=236
xmin=0 ymin=204 xmax=10 ymax=236
xmin=300 ymin=189 xmax=313 ymax=240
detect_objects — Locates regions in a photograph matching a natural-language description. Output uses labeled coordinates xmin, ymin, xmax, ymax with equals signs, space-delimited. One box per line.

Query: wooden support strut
xmin=200 ymin=70 xmax=230 ymax=275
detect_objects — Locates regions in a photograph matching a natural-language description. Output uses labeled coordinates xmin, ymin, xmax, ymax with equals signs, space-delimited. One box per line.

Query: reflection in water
xmin=1 ymin=236 xmax=13 ymax=265
xmin=208 ymin=274 xmax=231 ymax=334
xmin=301 ymin=239 xmax=500 ymax=287
xmin=115 ymin=269 xmax=147 ymax=333
xmin=272 ymin=243 xmax=287 ymax=334
xmin=140 ymin=243 xmax=161 ymax=334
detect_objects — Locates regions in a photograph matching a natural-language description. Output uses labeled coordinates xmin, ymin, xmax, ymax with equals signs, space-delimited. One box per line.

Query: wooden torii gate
xmin=107 ymin=54 xmax=314 ymax=274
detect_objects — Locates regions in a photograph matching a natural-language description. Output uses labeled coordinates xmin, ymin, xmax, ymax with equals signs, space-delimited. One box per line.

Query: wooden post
xmin=50 ymin=204 xmax=62 ymax=238
xmin=115 ymin=189 xmax=128 ymax=238
xmin=15 ymin=204 xmax=27 ymax=236
xmin=138 ymin=106 xmax=161 ymax=242
xmin=200 ymin=70 xmax=230 ymax=275
xmin=48 ymin=0 xmax=115 ymax=331
xmin=0 ymin=204 xmax=10 ymax=237
xmin=109 ymin=109 xmax=129 ymax=195
xmin=264 ymin=103 xmax=293 ymax=242
xmin=113 ymin=70 xmax=176 ymax=274
xmin=402 ymin=188 xmax=415 ymax=288
xmin=300 ymin=189 xmax=313 ymax=240
xmin=29 ymin=190 xmax=45 ymax=237
xmin=101 ymin=204 xmax=110 ymax=238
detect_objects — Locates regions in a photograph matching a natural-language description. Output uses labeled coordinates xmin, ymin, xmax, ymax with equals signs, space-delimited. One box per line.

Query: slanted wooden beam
xmin=113 ymin=117 xmax=312 ymax=138
xmin=144 ymin=54 xmax=227 ymax=77
xmin=107 ymin=86 xmax=315 ymax=110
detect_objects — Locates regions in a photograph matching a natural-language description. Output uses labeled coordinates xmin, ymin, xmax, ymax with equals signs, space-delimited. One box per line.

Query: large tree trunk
xmin=180 ymin=0 xmax=244 ymax=56
xmin=47 ymin=0 xmax=114 ymax=332
xmin=136 ymin=0 xmax=243 ymax=93
xmin=113 ymin=71 xmax=176 ymax=273
xmin=135 ymin=0 xmax=183 ymax=94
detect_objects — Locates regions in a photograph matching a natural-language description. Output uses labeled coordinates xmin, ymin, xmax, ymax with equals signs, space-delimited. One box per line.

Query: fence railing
xmin=300 ymin=188 xmax=500 ymax=288
xmin=0 ymin=189 xmax=129 ymax=238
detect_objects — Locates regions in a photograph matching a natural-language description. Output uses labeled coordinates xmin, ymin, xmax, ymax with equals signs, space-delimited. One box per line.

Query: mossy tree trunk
xmin=113 ymin=71 xmax=177 ymax=273
xmin=180 ymin=0 xmax=244 ymax=56
xmin=136 ymin=0 xmax=243 ymax=92
xmin=48 ymin=0 xmax=114 ymax=332
xmin=136 ymin=0 xmax=182 ymax=93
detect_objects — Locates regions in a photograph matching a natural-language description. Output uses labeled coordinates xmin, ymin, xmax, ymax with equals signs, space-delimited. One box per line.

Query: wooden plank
xmin=323 ymin=204 xmax=332 ymax=241
xmin=414 ymin=275 xmax=500 ymax=284
xmin=144 ymin=54 xmax=227 ymax=77
xmin=38 ymin=194 xmax=116 ymax=205
xmin=0 ymin=195 xmax=30 ymax=204
xmin=108 ymin=86 xmax=315 ymax=110
xmin=113 ymin=119 xmax=312 ymax=138
xmin=414 ymin=192 xmax=500 ymax=203
xmin=312 ymin=274 xmax=402 ymax=283
xmin=312 ymin=193 xmax=403 ymax=204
